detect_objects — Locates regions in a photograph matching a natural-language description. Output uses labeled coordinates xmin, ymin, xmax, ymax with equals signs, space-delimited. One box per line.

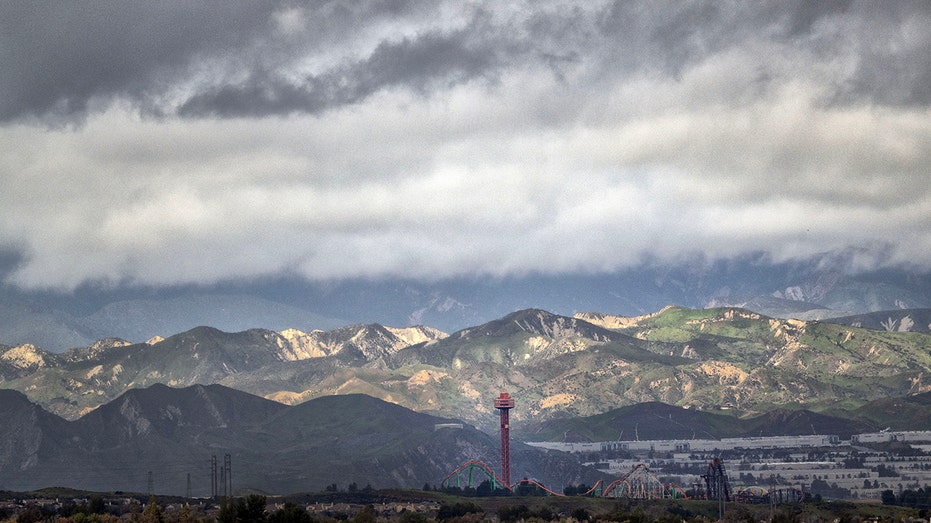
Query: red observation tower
xmin=494 ymin=392 xmax=515 ymax=487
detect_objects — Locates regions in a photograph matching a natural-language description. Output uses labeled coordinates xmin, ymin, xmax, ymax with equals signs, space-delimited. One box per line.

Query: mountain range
xmin=4 ymin=257 xmax=931 ymax=351
xmin=5 ymin=304 xmax=931 ymax=494
xmin=3 ymin=305 xmax=931 ymax=434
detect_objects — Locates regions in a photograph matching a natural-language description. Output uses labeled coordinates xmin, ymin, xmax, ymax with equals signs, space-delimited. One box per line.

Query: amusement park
xmin=440 ymin=393 xmax=806 ymax=506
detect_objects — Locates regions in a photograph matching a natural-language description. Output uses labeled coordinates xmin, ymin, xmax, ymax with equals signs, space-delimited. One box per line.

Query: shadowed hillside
xmin=0 ymin=385 xmax=604 ymax=494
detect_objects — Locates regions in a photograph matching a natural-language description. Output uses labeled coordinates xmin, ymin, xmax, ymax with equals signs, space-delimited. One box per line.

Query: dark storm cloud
xmin=0 ymin=0 xmax=455 ymax=121
xmin=0 ymin=1 xmax=279 ymax=121
xmin=1 ymin=1 xmax=930 ymax=290
xmin=4 ymin=1 xmax=929 ymax=123
xmin=839 ymin=2 xmax=931 ymax=107
xmin=178 ymin=25 xmax=503 ymax=118
xmin=597 ymin=1 xmax=931 ymax=107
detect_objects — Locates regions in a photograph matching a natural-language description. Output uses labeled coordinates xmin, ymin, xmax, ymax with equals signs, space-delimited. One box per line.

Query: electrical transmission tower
xmin=211 ymin=455 xmax=218 ymax=498
xmin=224 ymin=454 xmax=232 ymax=497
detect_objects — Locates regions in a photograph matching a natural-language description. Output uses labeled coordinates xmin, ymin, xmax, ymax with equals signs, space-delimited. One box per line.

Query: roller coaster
xmin=699 ymin=457 xmax=731 ymax=501
xmin=441 ymin=458 xmax=803 ymax=503
xmin=441 ymin=460 xmax=686 ymax=499
xmin=446 ymin=393 xmax=803 ymax=503
xmin=603 ymin=464 xmax=689 ymax=499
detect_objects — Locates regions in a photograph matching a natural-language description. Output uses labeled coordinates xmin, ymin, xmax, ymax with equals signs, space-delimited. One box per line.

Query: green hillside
xmin=4 ymin=307 xmax=931 ymax=433
xmin=516 ymin=401 xmax=882 ymax=442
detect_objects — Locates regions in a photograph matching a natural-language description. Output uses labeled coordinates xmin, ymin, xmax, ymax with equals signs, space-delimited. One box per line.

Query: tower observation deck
xmin=494 ymin=392 xmax=515 ymax=487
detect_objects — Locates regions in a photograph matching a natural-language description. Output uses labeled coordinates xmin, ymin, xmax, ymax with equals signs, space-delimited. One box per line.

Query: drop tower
xmin=494 ymin=392 xmax=515 ymax=487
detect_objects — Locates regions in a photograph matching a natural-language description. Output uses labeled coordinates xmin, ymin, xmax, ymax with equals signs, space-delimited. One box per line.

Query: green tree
xmin=437 ymin=502 xmax=482 ymax=521
xmin=240 ymin=495 xmax=268 ymax=523
xmin=218 ymin=495 xmax=267 ymax=523
xmin=398 ymin=510 xmax=428 ymax=523
xmin=89 ymin=496 xmax=107 ymax=515
xmin=143 ymin=498 xmax=164 ymax=523
xmin=351 ymin=506 xmax=375 ymax=523
xmin=267 ymin=502 xmax=311 ymax=523
xmin=876 ymin=464 xmax=899 ymax=477
xmin=17 ymin=507 xmax=49 ymax=523
xmin=571 ymin=507 xmax=590 ymax=522
xmin=217 ymin=500 xmax=237 ymax=523
xmin=178 ymin=504 xmax=196 ymax=523
xmin=564 ymin=483 xmax=591 ymax=496
xmin=881 ymin=489 xmax=897 ymax=505
xmin=497 ymin=505 xmax=529 ymax=523
xmin=73 ymin=513 xmax=104 ymax=523
xmin=475 ymin=480 xmax=492 ymax=497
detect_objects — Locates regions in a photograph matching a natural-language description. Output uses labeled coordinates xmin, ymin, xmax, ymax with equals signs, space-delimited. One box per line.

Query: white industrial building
xmin=528 ymin=434 xmax=840 ymax=454
xmin=851 ymin=430 xmax=931 ymax=444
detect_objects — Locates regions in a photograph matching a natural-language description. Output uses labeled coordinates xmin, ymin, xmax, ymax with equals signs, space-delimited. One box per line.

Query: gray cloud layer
xmin=1 ymin=1 xmax=929 ymax=290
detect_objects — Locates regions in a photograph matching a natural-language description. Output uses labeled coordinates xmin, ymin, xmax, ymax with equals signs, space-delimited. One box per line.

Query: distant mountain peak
xmin=0 ymin=343 xmax=49 ymax=370
xmin=279 ymin=323 xmax=447 ymax=361
xmin=82 ymin=383 xmax=287 ymax=438
xmin=385 ymin=325 xmax=447 ymax=345
xmin=88 ymin=338 xmax=131 ymax=351
xmin=574 ymin=309 xmax=664 ymax=329
xmin=454 ymin=308 xmax=618 ymax=342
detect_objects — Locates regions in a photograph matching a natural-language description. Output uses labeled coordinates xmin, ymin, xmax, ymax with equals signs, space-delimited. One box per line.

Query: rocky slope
xmin=279 ymin=324 xmax=447 ymax=360
xmin=3 ymin=307 xmax=931 ymax=432
xmin=0 ymin=323 xmax=445 ymax=419
xmin=826 ymin=308 xmax=931 ymax=333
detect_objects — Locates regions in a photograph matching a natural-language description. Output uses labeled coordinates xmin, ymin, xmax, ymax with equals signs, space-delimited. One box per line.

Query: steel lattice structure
xmin=440 ymin=460 xmax=511 ymax=491
xmin=602 ymin=464 xmax=687 ymax=499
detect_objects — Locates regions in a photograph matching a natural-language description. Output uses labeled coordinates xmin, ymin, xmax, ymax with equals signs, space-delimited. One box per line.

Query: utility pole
xmin=769 ymin=474 xmax=776 ymax=521
xmin=186 ymin=473 xmax=192 ymax=499
xmin=717 ymin=473 xmax=725 ymax=521
xmin=147 ymin=471 xmax=154 ymax=496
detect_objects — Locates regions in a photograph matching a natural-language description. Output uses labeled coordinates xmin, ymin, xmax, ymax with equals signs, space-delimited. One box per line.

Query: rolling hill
xmin=0 ymin=384 xmax=604 ymax=494
xmin=515 ymin=401 xmax=881 ymax=442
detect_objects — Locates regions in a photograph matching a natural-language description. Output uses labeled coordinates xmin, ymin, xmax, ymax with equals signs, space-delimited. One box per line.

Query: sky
xmin=1 ymin=1 xmax=930 ymax=293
